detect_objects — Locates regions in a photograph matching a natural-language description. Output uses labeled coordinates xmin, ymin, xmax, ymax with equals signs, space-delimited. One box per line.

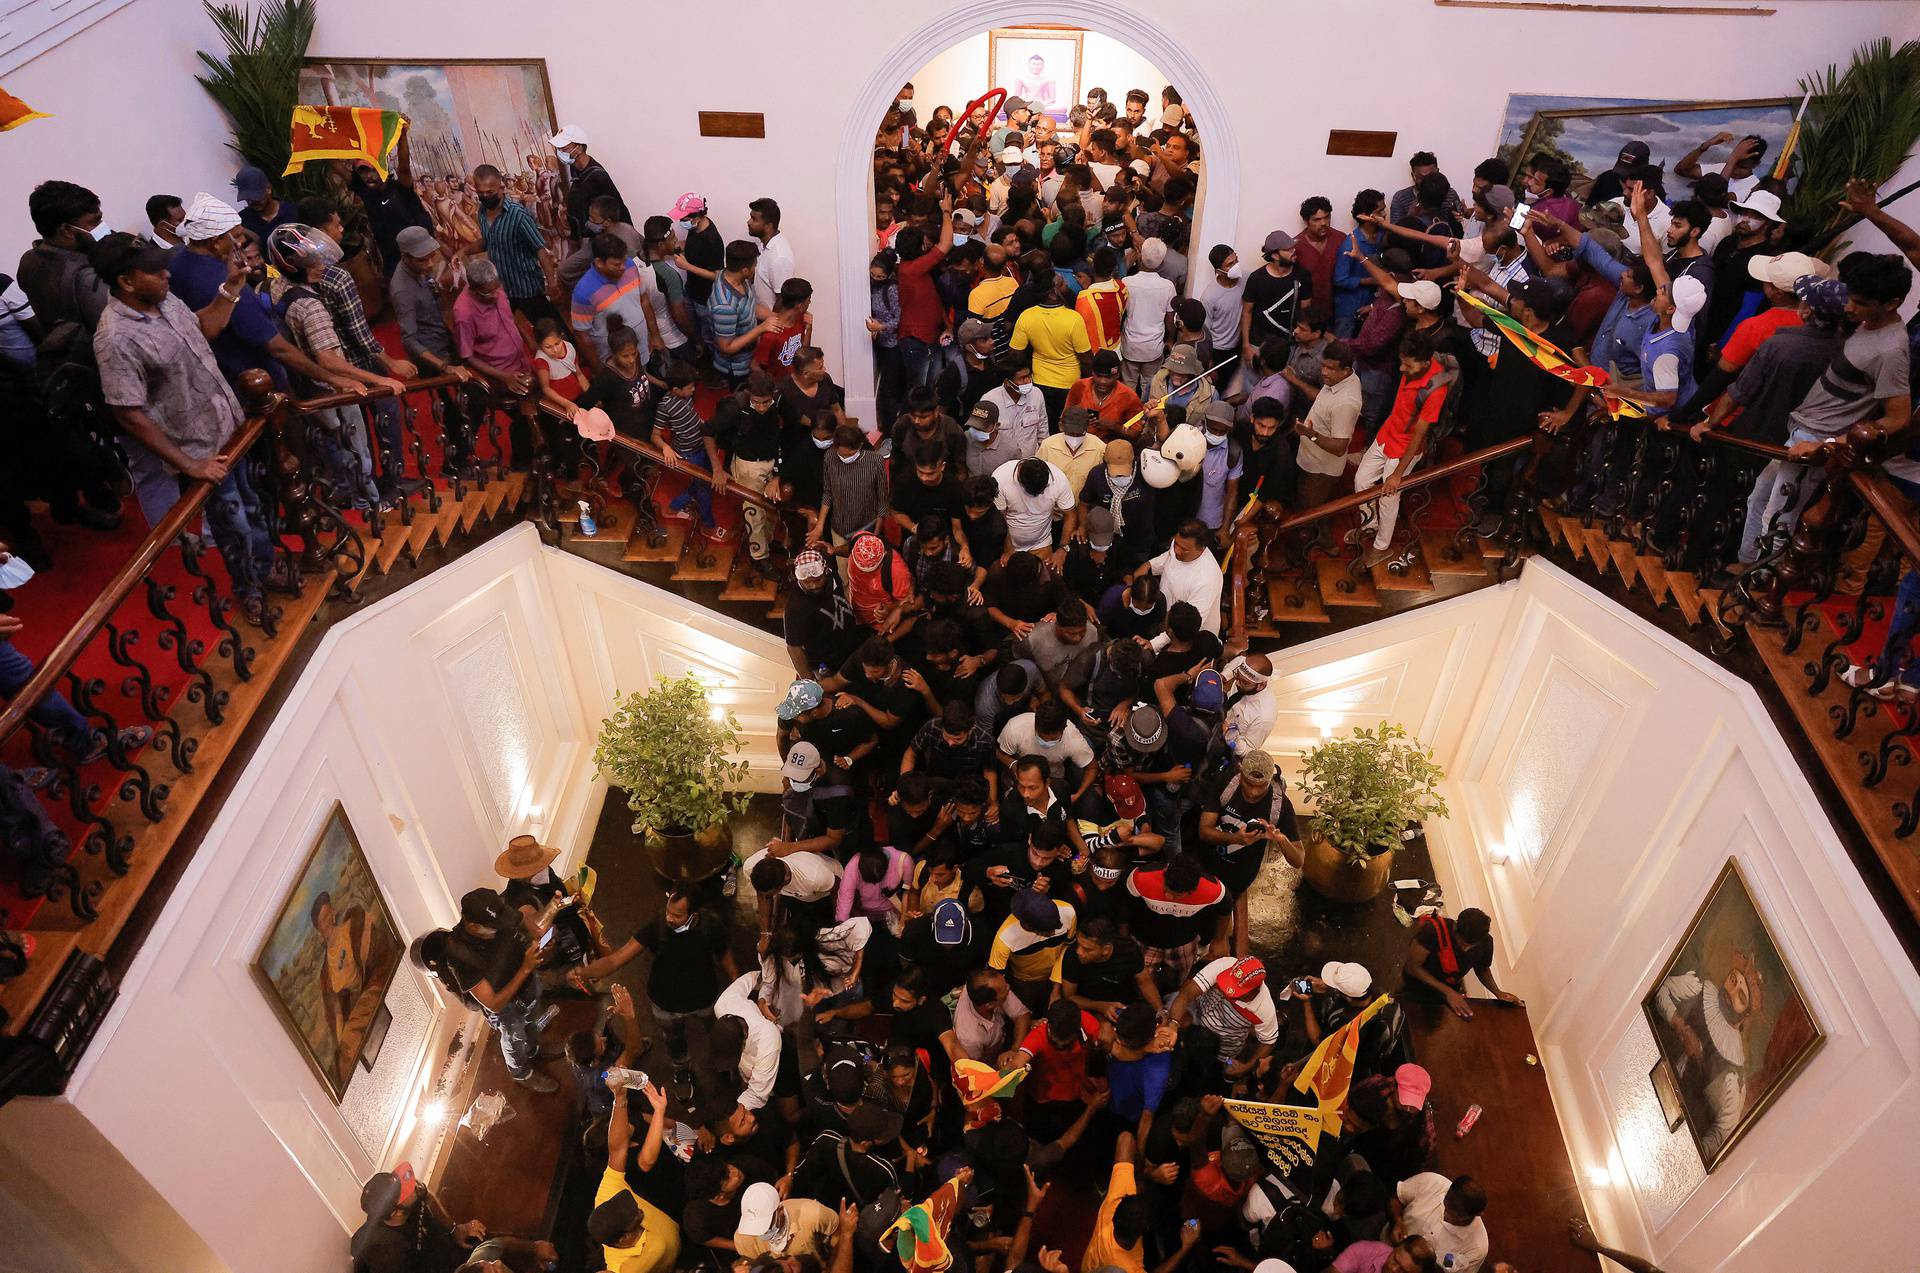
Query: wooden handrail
xmin=292 ymin=372 xmax=466 ymax=413
xmin=1699 ymin=430 xmax=1794 ymax=462
xmin=1273 ymin=436 xmax=1535 ymax=533
xmin=0 ymin=408 xmax=276 ymax=745
xmin=606 ymin=435 xmax=782 ymax=512
xmin=1850 ymin=470 xmax=1920 ymax=569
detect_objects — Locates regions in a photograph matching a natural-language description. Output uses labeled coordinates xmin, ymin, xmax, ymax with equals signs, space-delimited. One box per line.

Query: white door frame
xmin=833 ymin=1 xmax=1242 ymax=426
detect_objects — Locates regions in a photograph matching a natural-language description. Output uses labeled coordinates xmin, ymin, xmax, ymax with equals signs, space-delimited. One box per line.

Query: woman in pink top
xmin=836 ymin=843 xmax=914 ymax=933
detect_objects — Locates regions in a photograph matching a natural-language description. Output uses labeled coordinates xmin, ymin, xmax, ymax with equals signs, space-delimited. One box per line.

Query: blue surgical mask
xmin=1110 ymin=473 xmax=1134 ymax=490
xmin=954 ymin=233 xmax=972 ymax=246
xmin=586 ymin=219 xmax=605 ymax=234
xmin=967 ymin=427 xmax=992 ymax=442
xmin=675 ymin=219 xmax=695 ymax=234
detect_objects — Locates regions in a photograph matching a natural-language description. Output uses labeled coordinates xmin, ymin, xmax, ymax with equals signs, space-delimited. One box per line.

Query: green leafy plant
xmin=194 ymin=0 xmax=324 ymax=195
xmin=1298 ymin=722 xmax=1448 ymax=867
xmin=593 ymin=675 xmax=751 ymax=837
xmin=1784 ymin=38 xmax=1920 ymax=247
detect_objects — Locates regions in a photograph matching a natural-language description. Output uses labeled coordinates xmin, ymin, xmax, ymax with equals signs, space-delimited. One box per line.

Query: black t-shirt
xmin=634 ymin=914 xmax=728 ymax=1013
xmin=1061 ymin=937 xmax=1146 ymax=1004
xmin=795 ymin=705 xmax=880 ymax=770
xmin=886 ymin=795 xmax=945 ymax=855
xmin=794 ymin=1131 xmax=898 ymax=1209
xmin=891 ymin=414 xmax=969 ymax=471
xmin=960 ymin=506 xmax=1009 ymax=564
xmin=1242 ymin=265 xmax=1314 ymax=349
xmin=781 ymin=432 xmax=831 ymax=507
xmin=784 ymin=579 xmax=863 ymax=672
xmin=893 ymin=470 xmax=969 ymax=527
xmin=837 ymin=662 xmax=928 ymax=750
xmin=442 ymin=925 xmax=528 ymax=1005
xmin=577 ymin=368 xmax=653 ymax=439
xmin=1201 ymin=778 xmax=1300 ymax=894
xmin=709 ymin=393 xmax=784 ymax=463
xmin=1063 ymin=542 xmax=1131 ymax=607
xmin=683 ymin=222 xmax=724 ymax=303
xmin=981 ymin=569 xmax=1065 ymax=624
xmin=681 ymin=1153 xmax=777 ymax=1249
xmin=1472 ymin=316 xmax=1579 ymax=444
xmin=898 ymin=914 xmax=976 ymax=994
xmin=1146 ymin=635 xmax=1222 ymax=683
xmin=351 ymin=1197 xmax=465 ymax=1273
xmin=780 ymin=375 xmax=846 ymax=432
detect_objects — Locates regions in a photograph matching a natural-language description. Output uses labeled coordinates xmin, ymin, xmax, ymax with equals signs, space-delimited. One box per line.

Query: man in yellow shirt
xmin=1082 ymin=1130 xmax=1201 ymax=1273
xmin=1012 ymin=275 xmax=1094 ymax=428
xmin=588 ymin=1076 xmax=682 ymax=1273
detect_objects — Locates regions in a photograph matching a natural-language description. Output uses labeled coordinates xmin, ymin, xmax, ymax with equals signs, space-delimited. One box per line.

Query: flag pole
xmin=1114 ymin=353 xmax=1240 ymax=437
xmin=1771 ymin=89 xmax=1813 ymax=183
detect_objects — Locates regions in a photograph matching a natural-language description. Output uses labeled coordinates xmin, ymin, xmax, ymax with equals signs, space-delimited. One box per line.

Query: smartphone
xmin=1294 ymin=977 xmax=1314 ymax=994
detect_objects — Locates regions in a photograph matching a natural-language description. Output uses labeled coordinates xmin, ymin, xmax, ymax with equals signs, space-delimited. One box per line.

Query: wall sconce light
xmin=1488 ymin=843 xmax=1510 ymax=866
xmin=418 ymin=1098 xmax=449 ymax=1127
xmin=1310 ymin=711 xmax=1339 ymax=739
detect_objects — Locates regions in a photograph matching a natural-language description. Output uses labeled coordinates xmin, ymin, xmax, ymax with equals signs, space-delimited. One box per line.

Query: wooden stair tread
xmin=1697 ymin=587 xmax=1732 ymax=636
xmin=482 ymin=481 xmax=509 ymax=519
xmin=1373 ymin=547 xmax=1434 ymax=593
xmin=671 ymin=535 xmax=737 ymax=582
xmin=1316 ymin=557 xmax=1379 ymax=607
xmin=1635 ymin=555 xmax=1672 ymax=606
xmin=434 ymin=499 xmax=464 ymax=545
xmin=1538 ymin=511 xmax=1572 ymax=549
xmin=566 ymin=509 xmax=626 ymax=544
xmin=1749 ymin=624 xmax=1920 ymax=928
xmin=623 ymin=521 xmax=686 ymax=563
xmin=718 ymin=555 xmax=781 ymax=602
xmin=1418 ymin=529 xmax=1489 ymax=577
xmin=1668 ymin=570 xmax=1704 ymax=625
xmin=404 ymin=508 xmax=439 ymax=562
xmin=459 ymin=488 xmax=488 ymax=532
xmin=1606 ymin=540 xmax=1640 ymax=589
xmin=373 ymin=521 xmax=411 ymax=574
xmin=1579 ymin=525 xmax=1613 ymax=571
xmin=1267 ymin=576 xmax=1330 ymax=624
xmin=0 ymin=577 xmax=333 ymax=1029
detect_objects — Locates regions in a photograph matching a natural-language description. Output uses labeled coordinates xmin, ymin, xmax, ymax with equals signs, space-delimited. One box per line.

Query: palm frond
xmin=1784 ymin=38 xmax=1920 ymax=247
xmin=193 ymin=0 xmax=322 ymax=193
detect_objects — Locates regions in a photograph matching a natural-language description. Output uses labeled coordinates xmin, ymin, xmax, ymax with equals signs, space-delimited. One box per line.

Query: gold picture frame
xmin=252 ymin=803 xmax=405 ymax=1103
xmin=1641 ymin=860 xmax=1824 ymax=1172
xmin=988 ymin=27 xmax=1085 ymax=122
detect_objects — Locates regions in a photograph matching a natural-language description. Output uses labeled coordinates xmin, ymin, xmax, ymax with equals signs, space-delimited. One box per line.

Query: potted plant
xmin=593 ymin=674 xmax=751 ymax=882
xmin=1295 ymin=722 xmax=1448 ymax=903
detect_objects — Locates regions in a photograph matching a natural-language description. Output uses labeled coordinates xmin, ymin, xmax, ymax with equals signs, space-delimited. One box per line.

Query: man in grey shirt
xmin=818 ymin=425 xmax=889 ymax=546
xmin=1738 ymin=254 xmax=1912 ymax=565
xmin=91 ymin=236 xmax=276 ymax=611
xmin=388 ymin=226 xmax=480 ymax=473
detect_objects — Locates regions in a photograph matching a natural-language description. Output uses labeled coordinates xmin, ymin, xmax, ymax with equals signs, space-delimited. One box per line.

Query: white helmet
xmin=1139 ymin=447 xmax=1182 ymax=489
xmin=266 ymin=222 xmax=343 ymax=274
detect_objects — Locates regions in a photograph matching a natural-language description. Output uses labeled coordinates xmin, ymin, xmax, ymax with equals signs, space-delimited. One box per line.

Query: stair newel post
xmin=1229 ymin=517 xmax=1257 ymax=640
xmin=1751 ymin=452 xmax=1849 ymax=628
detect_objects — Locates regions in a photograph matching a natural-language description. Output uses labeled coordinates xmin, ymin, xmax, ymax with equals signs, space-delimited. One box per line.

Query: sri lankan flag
xmin=0 ymin=84 xmax=49 ymax=131
xmin=1290 ymin=992 xmax=1393 ymax=1136
xmin=1454 ymin=288 xmax=1646 ymax=420
xmin=284 ymin=106 xmax=408 ymax=179
xmin=882 ymin=1173 xmax=967 ymax=1273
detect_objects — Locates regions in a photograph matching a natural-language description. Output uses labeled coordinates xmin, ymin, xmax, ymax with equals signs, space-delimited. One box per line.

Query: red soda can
xmin=1456 ymin=1104 xmax=1482 ymax=1138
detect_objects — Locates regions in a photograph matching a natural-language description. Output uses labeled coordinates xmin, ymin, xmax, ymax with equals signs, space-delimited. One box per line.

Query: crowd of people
xmin=3 ymin=64 xmax=1918 ymax=1273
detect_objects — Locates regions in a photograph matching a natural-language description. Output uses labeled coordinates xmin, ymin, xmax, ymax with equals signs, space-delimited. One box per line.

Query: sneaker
xmin=659 ymin=507 xmax=695 ymax=525
xmin=19 ymin=767 xmax=55 ymax=792
xmin=76 ymin=725 xmax=154 ymax=765
xmin=1359 ymin=544 xmax=1392 ymax=571
xmin=515 ymin=1070 xmax=560 ymax=1094
xmin=704 ymin=523 xmax=731 ymax=542
xmin=1840 ymin=664 xmax=1917 ymax=702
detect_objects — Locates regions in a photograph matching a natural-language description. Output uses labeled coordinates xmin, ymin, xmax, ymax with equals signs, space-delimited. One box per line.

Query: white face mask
xmin=1110 ymin=472 xmax=1133 ymax=490
xmin=789 ymin=777 xmax=814 ymax=793
xmin=1062 ymin=433 xmax=1087 ymax=451
xmin=1224 ymin=263 xmax=1243 ymax=281
xmin=812 ymin=434 xmax=834 ymax=449
xmin=837 ymin=452 xmax=861 ymax=465
xmin=1036 ymin=735 xmax=1059 ymax=748
xmin=1206 ymin=430 xmax=1230 ymax=448
xmin=898 ymin=99 xmax=914 ymax=112
xmin=1009 ymin=383 xmax=1030 ymax=397
xmin=953 ymin=233 xmax=971 ymax=246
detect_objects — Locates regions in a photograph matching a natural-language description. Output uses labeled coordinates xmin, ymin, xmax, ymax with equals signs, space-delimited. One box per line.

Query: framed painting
xmin=1641 ymin=860 xmax=1824 ymax=1172
xmin=1495 ymin=94 xmax=1799 ymax=199
xmin=298 ymin=57 xmax=568 ymax=252
xmin=989 ymin=28 xmax=1083 ymax=122
xmin=254 ymin=803 xmax=404 ymax=1103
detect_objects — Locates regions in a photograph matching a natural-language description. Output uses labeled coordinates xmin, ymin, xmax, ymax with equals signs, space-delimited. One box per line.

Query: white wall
xmin=1256 ymin=562 xmax=1920 ymax=1273
xmin=8 ymin=0 xmax=1908 ymax=419
xmin=0 ymin=526 xmax=791 ymax=1273
xmin=902 ymin=30 xmax=1176 ymax=126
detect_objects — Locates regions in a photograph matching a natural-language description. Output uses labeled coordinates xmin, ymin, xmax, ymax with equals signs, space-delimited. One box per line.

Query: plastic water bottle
xmin=577 ymin=500 xmax=598 ymax=536
xmin=603 ymin=1066 xmax=650 ymax=1091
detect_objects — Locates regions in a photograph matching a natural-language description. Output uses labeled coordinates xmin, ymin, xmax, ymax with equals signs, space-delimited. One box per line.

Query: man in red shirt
xmin=1012 ymin=998 xmax=1103 ymax=1139
xmin=1353 ymin=329 xmax=1452 ymax=568
xmin=1066 ymin=349 xmax=1147 ymax=440
xmin=1293 ymin=196 xmax=1346 ymax=329
xmin=895 ymin=191 xmax=956 ymax=397
xmin=751 ymin=277 xmax=813 ymax=380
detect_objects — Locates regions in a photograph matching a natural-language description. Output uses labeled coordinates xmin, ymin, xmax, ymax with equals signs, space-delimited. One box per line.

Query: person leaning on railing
xmin=90 ymin=235 xmax=280 ymax=620
xmin=387 ymin=225 xmax=480 ymax=476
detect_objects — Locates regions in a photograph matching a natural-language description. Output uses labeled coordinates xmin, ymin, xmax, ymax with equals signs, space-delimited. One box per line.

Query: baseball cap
xmin=1615 ymin=140 xmax=1651 ymax=168
xmin=848 ymin=1102 xmax=905 ymax=1144
xmin=459 ymin=887 xmax=508 ymax=928
xmin=932 ymin=898 xmax=971 ymax=946
xmin=1191 ymin=669 xmax=1225 ymax=713
xmin=1731 ymin=189 xmax=1784 ymax=224
xmin=1003 ymin=96 xmax=1028 ymax=115
xmin=1130 ymin=158 xmax=1153 ymax=178
xmin=549 ymin=124 xmax=589 ymax=148
xmin=1012 ymin=888 xmax=1062 ymax=933
xmin=1794 ymin=274 xmax=1849 ymax=320
xmin=93 ymin=235 xmax=173 ymax=286
xmin=1320 ymin=961 xmax=1372 ymax=997
xmin=775 ymin=679 xmax=824 ymax=721
xmin=737 ymin=1182 xmax=781 ymax=1237
xmin=1240 ymin=749 xmax=1277 ymax=784
xmin=588 ymin=1191 xmax=643 ymax=1246
xmin=1125 ymin=705 xmax=1167 ymax=750
xmin=1060 ymin=405 xmax=1092 ymax=434
xmin=1216 ymin=956 xmax=1268 ymax=1000
xmin=667 ymin=192 xmax=708 ymax=220
xmin=1104 ymin=772 xmax=1147 ymax=820
xmin=1396 ymin=280 xmax=1442 ymax=311
xmin=825 ymin=1054 xmax=866 ymax=1104
xmin=1395 ymin=1062 xmax=1434 ymax=1108
xmin=1253 ymin=1261 xmax=1300 ymax=1273
xmin=793 ymin=548 xmax=828 ymax=582
xmin=957 ymin=317 xmax=991 ymax=343
xmin=780 ymin=740 xmax=822 ymax=782
xmin=1085 ymin=506 xmax=1117 ymax=550
xmin=1670 ymin=274 xmax=1708 ymax=333
xmin=388 ymin=228 xmax=441 ymax=263
xmin=1262 ymin=229 xmax=1295 ymax=254
xmin=953 ymin=208 xmax=982 ymax=229
xmin=969 ymin=398 xmax=1000 ymax=425
xmin=1204 ymin=400 xmax=1237 ymax=431
xmin=232 ymin=165 xmax=269 ymax=202
xmin=1747 ymin=251 xmax=1823 ymax=290
xmin=1166 ymin=344 xmax=1202 ymax=377
xmin=1509 ymin=277 xmax=1563 ymax=319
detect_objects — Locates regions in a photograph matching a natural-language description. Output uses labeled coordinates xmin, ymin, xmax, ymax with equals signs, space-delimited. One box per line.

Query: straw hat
xmin=495 ymin=833 xmax=559 ymax=880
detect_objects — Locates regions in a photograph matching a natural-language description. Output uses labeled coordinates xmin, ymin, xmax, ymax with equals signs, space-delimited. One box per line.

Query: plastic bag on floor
xmin=1390 ymin=878 xmax=1445 ymax=927
xmin=461 ymin=1089 xmax=515 ymax=1141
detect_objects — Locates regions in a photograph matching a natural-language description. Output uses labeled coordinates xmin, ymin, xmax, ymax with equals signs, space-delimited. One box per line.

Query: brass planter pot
xmin=649 ymin=822 xmax=733 ymax=883
xmin=1301 ymin=827 xmax=1395 ymax=903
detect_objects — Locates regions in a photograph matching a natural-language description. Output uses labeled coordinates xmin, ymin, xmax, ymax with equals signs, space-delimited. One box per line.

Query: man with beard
xmin=1654 ymin=951 xmax=1765 ymax=1162
xmin=472 ymin=163 xmax=556 ymax=324
xmin=1240 ymin=230 xmax=1312 ymax=368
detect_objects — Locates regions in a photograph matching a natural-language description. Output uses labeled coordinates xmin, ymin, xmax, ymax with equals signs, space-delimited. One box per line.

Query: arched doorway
xmin=833 ymin=1 xmax=1240 ymax=426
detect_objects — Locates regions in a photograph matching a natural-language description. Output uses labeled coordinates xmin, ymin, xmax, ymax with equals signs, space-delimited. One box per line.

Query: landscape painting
xmin=1642 ymin=860 xmax=1823 ymax=1172
xmin=254 ymin=804 xmax=403 ymax=1102
xmin=299 ymin=58 xmax=568 ymax=253
xmin=1496 ymin=95 xmax=1798 ymax=199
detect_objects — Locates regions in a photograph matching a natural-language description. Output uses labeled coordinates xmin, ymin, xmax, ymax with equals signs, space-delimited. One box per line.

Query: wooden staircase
xmin=1535 ymin=507 xmax=1732 ymax=636
xmin=344 ymin=471 xmax=532 ymax=596
xmin=1243 ymin=524 xmax=1511 ymax=638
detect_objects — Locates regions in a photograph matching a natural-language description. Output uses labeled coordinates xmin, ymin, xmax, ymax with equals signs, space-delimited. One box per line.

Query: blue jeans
xmin=898 ymin=337 xmax=938 ymax=394
xmin=667 ymin=447 xmax=716 ymax=527
xmin=206 ymin=463 xmax=278 ymax=601
xmin=124 ymin=439 xmax=182 ymax=530
xmin=1358 ymin=366 xmax=1397 ymax=428
xmin=368 ymin=396 xmax=406 ymax=496
xmin=1147 ymin=782 xmax=1192 ymax=857
xmin=487 ymin=985 xmax=543 ymax=1080
xmin=1869 ymin=569 xmax=1920 ymax=687
xmin=1739 ymin=448 xmax=1824 ymax=564
xmin=0 ymin=638 xmax=95 ymax=753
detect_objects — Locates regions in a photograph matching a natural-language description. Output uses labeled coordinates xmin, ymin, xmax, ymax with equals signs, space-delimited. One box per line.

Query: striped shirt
xmin=1470 ymin=252 xmax=1532 ymax=358
xmin=707 ymin=274 xmax=758 ymax=376
xmin=654 ymin=392 xmax=706 ymax=458
xmin=569 ymin=260 xmax=654 ymax=364
xmin=313 ymin=264 xmax=385 ymax=371
xmin=477 ymin=198 xmax=548 ymax=300
xmin=988 ymin=903 xmax=1078 ymax=983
